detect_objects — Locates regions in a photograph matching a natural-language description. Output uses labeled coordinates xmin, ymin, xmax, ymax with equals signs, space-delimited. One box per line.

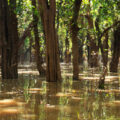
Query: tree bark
xmin=38 ymin=0 xmax=61 ymax=82
xmin=70 ymin=0 xmax=82 ymax=80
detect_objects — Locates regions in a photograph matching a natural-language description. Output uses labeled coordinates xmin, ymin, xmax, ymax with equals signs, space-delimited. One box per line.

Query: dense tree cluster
xmin=0 ymin=0 xmax=120 ymax=87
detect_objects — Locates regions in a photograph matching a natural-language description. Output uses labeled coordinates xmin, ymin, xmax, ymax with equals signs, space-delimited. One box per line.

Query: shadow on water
xmin=0 ymin=65 xmax=120 ymax=120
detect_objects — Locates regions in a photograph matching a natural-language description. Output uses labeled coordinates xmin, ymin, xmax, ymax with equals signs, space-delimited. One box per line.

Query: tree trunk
xmin=78 ymin=40 xmax=83 ymax=65
xmin=0 ymin=0 xmax=19 ymax=79
xmin=29 ymin=36 xmax=33 ymax=62
xmin=102 ymin=32 xmax=108 ymax=67
xmin=0 ymin=0 xmax=6 ymax=47
xmin=59 ymin=41 xmax=64 ymax=62
xmin=89 ymin=35 xmax=99 ymax=68
xmin=32 ymin=0 xmax=45 ymax=76
xmin=70 ymin=0 xmax=82 ymax=80
xmin=85 ymin=8 xmax=99 ymax=67
xmin=95 ymin=11 xmax=108 ymax=68
xmin=65 ymin=31 xmax=70 ymax=63
xmin=110 ymin=25 xmax=120 ymax=72
xmin=98 ymin=67 xmax=107 ymax=89
xmin=38 ymin=0 xmax=61 ymax=82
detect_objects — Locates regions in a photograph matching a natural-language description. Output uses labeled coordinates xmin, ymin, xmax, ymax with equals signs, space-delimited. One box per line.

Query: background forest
xmin=0 ymin=0 xmax=120 ymax=85
xmin=0 ymin=0 xmax=120 ymax=120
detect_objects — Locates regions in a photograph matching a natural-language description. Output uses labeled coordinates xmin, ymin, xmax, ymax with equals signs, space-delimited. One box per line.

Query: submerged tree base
xmin=98 ymin=67 xmax=107 ymax=89
xmin=73 ymin=76 xmax=79 ymax=81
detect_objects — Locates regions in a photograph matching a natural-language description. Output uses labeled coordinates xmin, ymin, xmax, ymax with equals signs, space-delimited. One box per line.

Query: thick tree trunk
xmin=38 ymin=0 xmax=61 ymax=82
xmin=0 ymin=0 xmax=6 ymax=47
xmin=70 ymin=0 xmax=82 ymax=80
xmin=110 ymin=25 xmax=120 ymax=72
xmin=32 ymin=0 xmax=45 ymax=76
xmin=71 ymin=29 xmax=79 ymax=80
xmin=0 ymin=0 xmax=19 ymax=79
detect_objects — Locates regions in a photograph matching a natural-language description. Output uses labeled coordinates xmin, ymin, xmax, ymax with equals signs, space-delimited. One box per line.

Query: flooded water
xmin=0 ymin=64 xmax=120 ymax=120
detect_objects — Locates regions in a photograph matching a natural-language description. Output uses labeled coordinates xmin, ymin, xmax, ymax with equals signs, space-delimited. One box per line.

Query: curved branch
xmin=100 ymin=21 xmax=120 ymax=39
xmin=18 ymin=21 xmax=33 ymax=48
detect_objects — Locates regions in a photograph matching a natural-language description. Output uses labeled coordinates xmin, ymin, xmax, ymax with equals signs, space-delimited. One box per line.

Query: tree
xmin=110 ymin=24 xmax=120 ymax=72
xmin=93 ymin=0 xmax=120 ymax=67
xmin=32 ymin=0 xmax=45 ymax=76
xmin=38 ymin=0 xmax=61 ymax=82
xmin=0 ymin=0 xmax=19 ymax=79
xmin=70 ymin=0 xmax=82 ymax=80
xmin=85 ymin=1 xmax=99 ymax=67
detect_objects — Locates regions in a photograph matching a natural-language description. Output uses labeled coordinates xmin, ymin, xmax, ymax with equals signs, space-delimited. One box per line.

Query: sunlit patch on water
xmin=99 ymin=89 xmax=120 ymax=93
xmin=0 ymin=108 xmax=21 ymax=117
xmin=0 ymin=99 xmax=19 ymax=106
xmin=105 ymin=101 xmax=120 ymax=107
xmin=71 ymin=96 xmax=83 ymax=100
xmin=21 ymin=114 xmax=36 ymax=119
xmin=18 ymin=70 xmax=39 ymax=75
xmin=56 ymin=92 xmax=73 ymax=97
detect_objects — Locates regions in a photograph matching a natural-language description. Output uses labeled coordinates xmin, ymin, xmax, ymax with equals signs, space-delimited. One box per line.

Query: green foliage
xmin=15 ymin=0 xmax=120 ymax=63
xmin=17 ymin=0 xmax=33 ymax=35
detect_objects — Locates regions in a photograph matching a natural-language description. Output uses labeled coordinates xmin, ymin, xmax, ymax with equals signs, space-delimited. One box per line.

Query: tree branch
xmin=101 ymin=21 xmax=120 ymax=38
xmin=18 ymin=21 xmax=33 ymax=48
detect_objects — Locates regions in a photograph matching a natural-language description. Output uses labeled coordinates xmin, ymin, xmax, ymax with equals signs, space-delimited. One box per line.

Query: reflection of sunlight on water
xmin=0 ymin=108 xmax=21 ymax=116
xmin=0 ymin=99 xmax=26 ymax=118
xmin=18 ymin=69 xmax=39 ymax=75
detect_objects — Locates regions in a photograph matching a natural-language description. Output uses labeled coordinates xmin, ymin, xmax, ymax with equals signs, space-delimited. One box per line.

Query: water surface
xmin=0 ymin=65 xmax=120 ymax=120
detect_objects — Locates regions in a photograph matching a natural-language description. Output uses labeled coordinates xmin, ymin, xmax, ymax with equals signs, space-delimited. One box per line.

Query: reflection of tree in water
xmin=45 ymin=82 xmax=60 ymax=120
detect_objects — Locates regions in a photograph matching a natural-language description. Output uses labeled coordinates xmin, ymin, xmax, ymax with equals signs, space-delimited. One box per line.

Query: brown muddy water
xmin=0 ymin=64 xmax=120 ymax=120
